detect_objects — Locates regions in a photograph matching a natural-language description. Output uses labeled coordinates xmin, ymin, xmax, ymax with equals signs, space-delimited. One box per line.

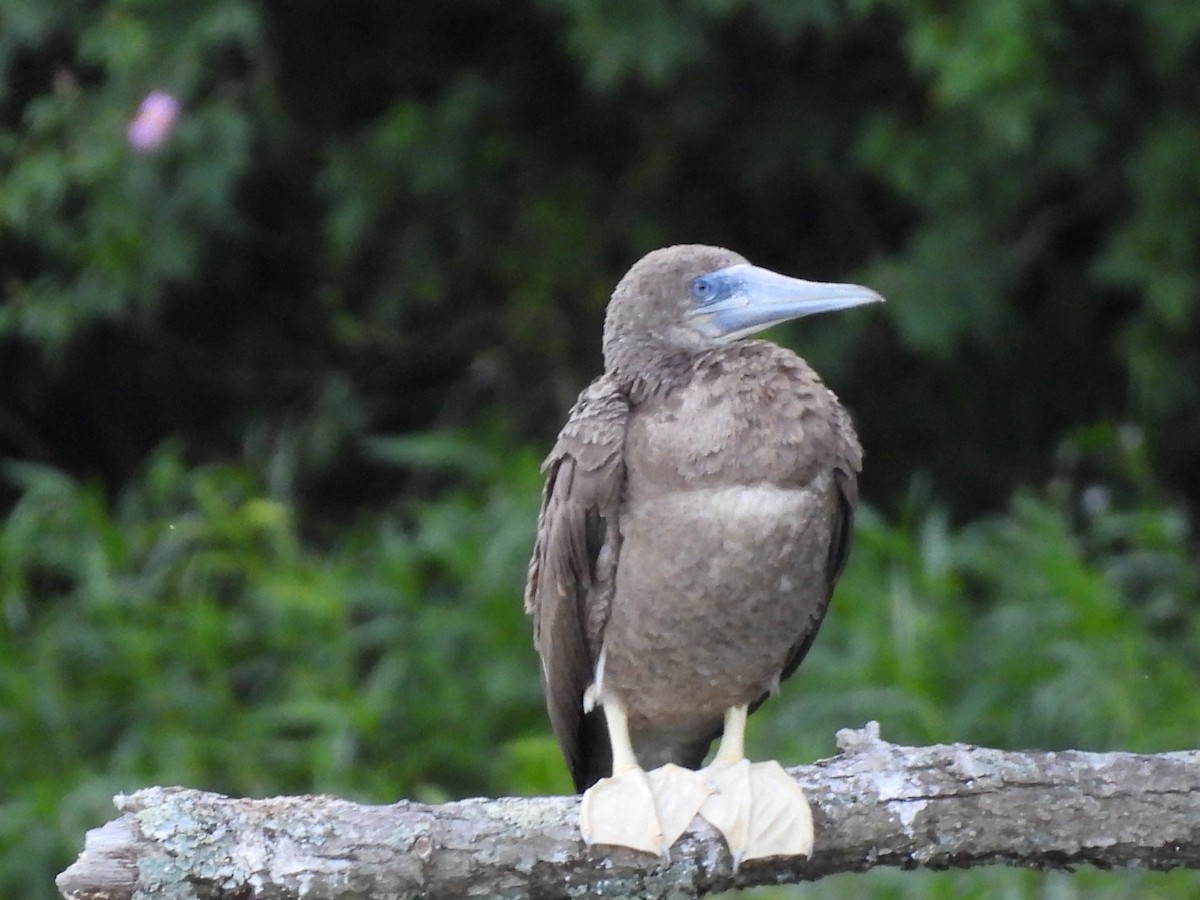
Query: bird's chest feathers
xmin=624 ymin=356 xmax=829 ymax=490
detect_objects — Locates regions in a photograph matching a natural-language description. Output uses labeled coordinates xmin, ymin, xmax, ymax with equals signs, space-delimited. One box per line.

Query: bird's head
xmin=602 ymin=244 xmax=883 ymax=380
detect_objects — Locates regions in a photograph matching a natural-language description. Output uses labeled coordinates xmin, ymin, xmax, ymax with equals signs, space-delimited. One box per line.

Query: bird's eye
xmin=691 ymin=276 xmax=715 ymax=303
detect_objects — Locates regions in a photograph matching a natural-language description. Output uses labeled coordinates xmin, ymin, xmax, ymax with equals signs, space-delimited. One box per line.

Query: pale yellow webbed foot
xmin=580 ymin=763 xmax=711 ymax=856
xmin=699 ymin=758 xmax=814 ymax=868
xmin=647 ymin=763 xmax=713 ymax=846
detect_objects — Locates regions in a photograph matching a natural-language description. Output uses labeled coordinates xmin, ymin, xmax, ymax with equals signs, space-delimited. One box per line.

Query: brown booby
xmin=524 ymin=245 xmax=881 ymax=865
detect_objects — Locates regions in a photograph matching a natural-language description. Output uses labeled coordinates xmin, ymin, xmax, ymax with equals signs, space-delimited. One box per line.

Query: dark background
xmin=2 ymin=2 xmax=1198 ymax=896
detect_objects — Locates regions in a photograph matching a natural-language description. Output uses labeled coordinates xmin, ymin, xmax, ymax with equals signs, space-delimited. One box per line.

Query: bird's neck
xmin=610 ymin=350 xmax=697 ymax=404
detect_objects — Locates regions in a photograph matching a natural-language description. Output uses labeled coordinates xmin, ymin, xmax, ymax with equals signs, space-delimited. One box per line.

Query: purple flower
xmin=127 ymin=91 xmax=180 ymax=152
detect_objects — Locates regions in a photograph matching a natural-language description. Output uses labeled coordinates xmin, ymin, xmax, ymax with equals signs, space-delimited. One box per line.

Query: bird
xmin=524 ymin=244 xmax=881 ymax=866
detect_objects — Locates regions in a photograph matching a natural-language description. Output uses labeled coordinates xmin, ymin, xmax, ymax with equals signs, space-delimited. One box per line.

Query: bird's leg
xmin=710 ymin=704 xmax=749 ymax=765
xmin=579 ymin=698 xmax=711 ymax=856
xmin=699 ymin=705 xmax=814 ymax=867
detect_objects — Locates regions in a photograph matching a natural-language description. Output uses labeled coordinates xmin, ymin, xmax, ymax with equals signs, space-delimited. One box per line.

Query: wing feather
xmin=524 ymin=375 xmax=628 ymax=790
xmin=758 ymin=399 xmax=862 ymax=706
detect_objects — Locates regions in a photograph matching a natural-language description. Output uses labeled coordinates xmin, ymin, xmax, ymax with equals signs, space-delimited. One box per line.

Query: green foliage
xmin=0 ymin=2 xmax=262 ymax=350
xmin=1 ymin=0 xmax=1199 ymax=897
xmin=743 ymin=458 xmax=1200 ymax=898
xmin=6 ymin=0 xmax=1199 ymax=514
xmin=0 ymin=440 xmax=550 ymax=897
xmin=741 ymin=424 xmax=1200 ymax=898
xmin=4 ymin=429 xmax=1198 ymax=898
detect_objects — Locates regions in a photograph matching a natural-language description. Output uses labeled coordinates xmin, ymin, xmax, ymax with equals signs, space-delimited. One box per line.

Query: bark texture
xmin=56 ymin=723 xmax=1200 ymax=900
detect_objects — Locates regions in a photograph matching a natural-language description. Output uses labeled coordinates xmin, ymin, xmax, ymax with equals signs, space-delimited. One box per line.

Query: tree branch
xmin=56 ymin=723 xmax=1200 ymax=900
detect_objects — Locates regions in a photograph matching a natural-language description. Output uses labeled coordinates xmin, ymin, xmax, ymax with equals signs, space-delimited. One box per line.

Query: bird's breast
xmin=622 ymin=353 xmax=837 ymax=492
xmin=597 ymin=348 xmax=851 ymax=743
xmin=601 ymin=478 xmax=837 ymax=730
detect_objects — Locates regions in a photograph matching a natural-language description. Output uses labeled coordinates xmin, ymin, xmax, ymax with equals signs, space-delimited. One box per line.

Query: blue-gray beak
xmin=688 ymin=264 xmax=884 ymax=340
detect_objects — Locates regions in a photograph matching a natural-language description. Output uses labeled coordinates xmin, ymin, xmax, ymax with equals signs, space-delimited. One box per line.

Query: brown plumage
xmin=525 ymin=245 xmax=878 ymax=796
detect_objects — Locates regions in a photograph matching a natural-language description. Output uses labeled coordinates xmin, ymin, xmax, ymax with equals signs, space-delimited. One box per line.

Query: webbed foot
xmin=580 ymin=763 xmax=711 ymax=856
xmin=699 ymin=758 xmax=814 ymax=868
